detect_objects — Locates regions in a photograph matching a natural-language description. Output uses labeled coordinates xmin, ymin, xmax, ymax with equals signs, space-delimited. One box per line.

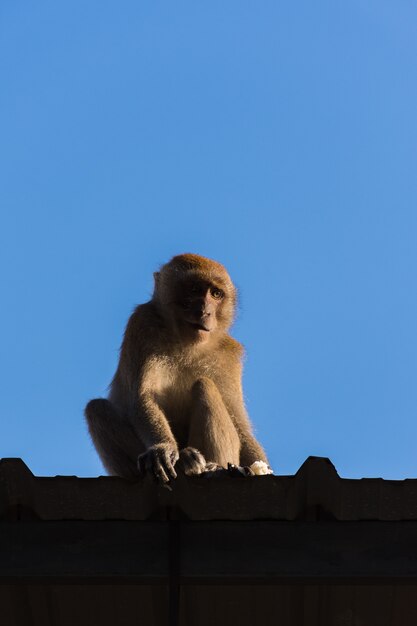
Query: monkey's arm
xmin=117 ymin=310 xmax=179 ymax=483
xmin=135 ymin=372 xmax=180 ymax=483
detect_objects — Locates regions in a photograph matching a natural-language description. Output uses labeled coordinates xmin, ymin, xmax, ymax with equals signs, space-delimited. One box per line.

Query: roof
xmin=1 ymin=456 xmax=417 ymax=521
xmin=3 ymin=457 xmax=417 ymax=625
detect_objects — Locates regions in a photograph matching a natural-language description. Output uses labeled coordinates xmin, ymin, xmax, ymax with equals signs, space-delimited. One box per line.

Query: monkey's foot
xmin=201 ymin=461 xmax=274 ymax=478
xmin=176 ymin=447 xmax=207 ymax=476
xmin=201 ymin=462 xmax=228 ymax=478
xmin=226 ymin=462 xmax=273 ymax=477
xmin=227 ymin=463 xmax=258 ymax=476
xmin=201 ymin=463 xmax=254 ymax=477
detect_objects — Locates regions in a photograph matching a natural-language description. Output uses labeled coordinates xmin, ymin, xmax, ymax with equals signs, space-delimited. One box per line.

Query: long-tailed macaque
xmin=85 ymin=254 xmax=271 ymax=482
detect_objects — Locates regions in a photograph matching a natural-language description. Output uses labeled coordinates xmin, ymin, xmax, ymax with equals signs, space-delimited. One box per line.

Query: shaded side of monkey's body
xmin=85 ymin=254 xmax=269 ymax=481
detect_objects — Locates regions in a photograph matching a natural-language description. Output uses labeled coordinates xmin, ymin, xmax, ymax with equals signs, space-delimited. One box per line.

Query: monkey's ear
xmin=153 ymin=272 xmax=160 ymax=289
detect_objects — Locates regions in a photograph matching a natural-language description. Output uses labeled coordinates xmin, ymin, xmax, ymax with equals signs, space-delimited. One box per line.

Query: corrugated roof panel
xmin=2 ymin=456 xmax=417 ymax=521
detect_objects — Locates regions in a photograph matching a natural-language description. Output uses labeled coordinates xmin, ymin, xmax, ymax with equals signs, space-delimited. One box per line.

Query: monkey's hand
xmin=176 ymin=447 xmax=207 ymax=476
xmin=137 ymin=443 xmax=179 ymax=483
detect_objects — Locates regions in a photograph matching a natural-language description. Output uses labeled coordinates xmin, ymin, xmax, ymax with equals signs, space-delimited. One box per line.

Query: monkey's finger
xmin=154 ymin=464 xmax=170 ymax=484
xmin=160 ymin=449 xmax=177 ymax=481
xmin=164 ymin=459 xmax=177 ymax=481
xmin=143 ymin=453 xmax=163 ymax=482
xmin=170 ymin=448 xmax=180 ymax=464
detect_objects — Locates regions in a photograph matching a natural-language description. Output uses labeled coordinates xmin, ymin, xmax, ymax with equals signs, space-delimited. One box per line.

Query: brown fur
xmin=85 ymin=253 xmax=268 ymax=481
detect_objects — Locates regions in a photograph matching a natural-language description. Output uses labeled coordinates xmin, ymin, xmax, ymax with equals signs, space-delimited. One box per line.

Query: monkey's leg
xmin=188 ymin=377 xmax=240 ymax=468
xmin=85 ymin=399 xmax=143 ymax=479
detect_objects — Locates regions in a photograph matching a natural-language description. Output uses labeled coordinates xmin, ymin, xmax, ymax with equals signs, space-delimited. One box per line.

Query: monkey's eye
xmin=210 ymin=287 xmax=224 ymax=300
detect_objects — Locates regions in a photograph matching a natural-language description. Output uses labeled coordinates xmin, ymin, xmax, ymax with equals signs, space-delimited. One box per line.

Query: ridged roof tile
xmin=2 ymin=456 xmax=417 ymax=521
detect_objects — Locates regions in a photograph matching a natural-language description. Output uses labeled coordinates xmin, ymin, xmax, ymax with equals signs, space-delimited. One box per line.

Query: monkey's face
xmin=156 ymin=273 xmax=235 ymax=344
xmin=154 ymin=254 xmax=237 ymax=344
xmin=173 ymin=278 xmax=225 ymax=341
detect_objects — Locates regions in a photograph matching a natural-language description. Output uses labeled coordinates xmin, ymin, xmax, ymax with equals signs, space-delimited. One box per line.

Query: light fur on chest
xmin=153 ymin=357 xmax=214 ymax=426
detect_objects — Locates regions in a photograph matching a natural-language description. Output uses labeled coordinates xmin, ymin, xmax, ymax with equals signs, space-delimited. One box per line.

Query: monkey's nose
xmin=198 ymin=313 xmax=215 ymax=331
xmin=194 ymin=301 xmax=211 ymax=316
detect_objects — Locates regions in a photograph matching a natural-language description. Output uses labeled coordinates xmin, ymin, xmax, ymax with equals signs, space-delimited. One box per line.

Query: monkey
xmin=85 ymin=253 xmax=271 ymax=483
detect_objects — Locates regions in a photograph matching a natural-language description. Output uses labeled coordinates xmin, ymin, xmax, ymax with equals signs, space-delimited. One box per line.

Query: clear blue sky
xmin=1 ymin=1 xmax=416 ymax=479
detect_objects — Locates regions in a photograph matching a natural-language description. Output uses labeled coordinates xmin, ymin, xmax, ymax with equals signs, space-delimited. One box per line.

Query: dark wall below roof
xmin=3 ymin=583 xmax=417 ymax=626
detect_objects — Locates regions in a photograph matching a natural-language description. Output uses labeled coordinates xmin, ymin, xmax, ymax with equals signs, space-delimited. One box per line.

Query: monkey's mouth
xmin=187 ymin=321 xmax=211 ymax=332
